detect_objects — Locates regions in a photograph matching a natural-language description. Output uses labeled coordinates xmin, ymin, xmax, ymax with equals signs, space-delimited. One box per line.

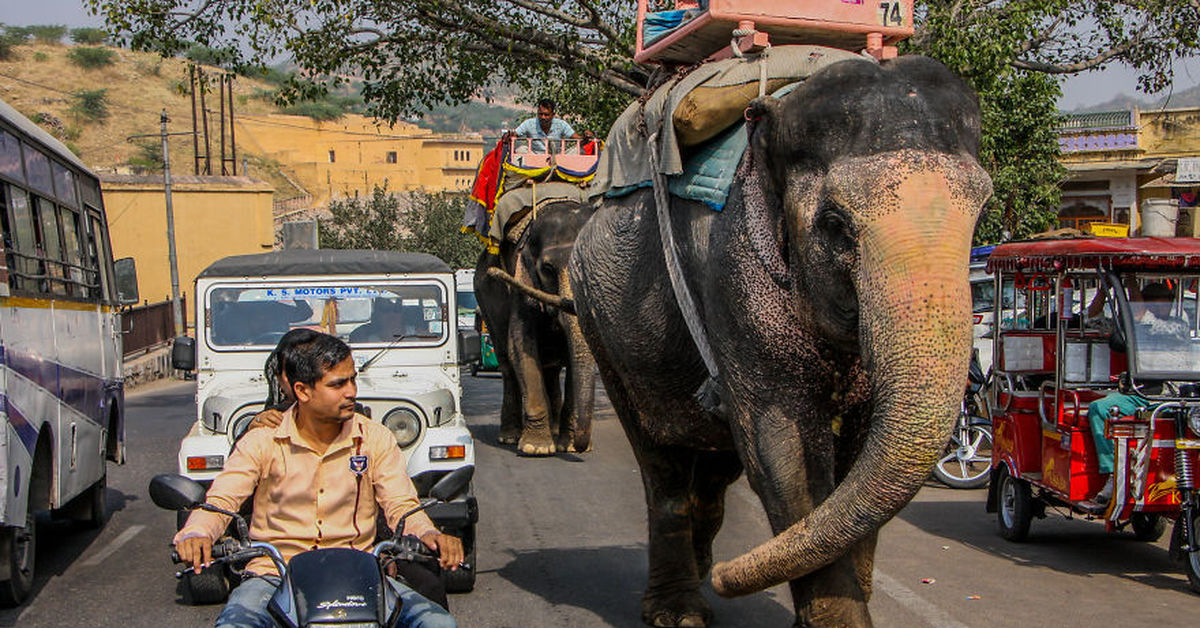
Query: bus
xmin=0 ymin=98 xmax=138 ymax=606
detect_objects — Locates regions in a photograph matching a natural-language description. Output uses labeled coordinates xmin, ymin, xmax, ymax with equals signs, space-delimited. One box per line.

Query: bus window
xmin=35 ymin=198 xmax=66 ymax=295
xmin=89 ymin=213 xmax=113 ymax=303
xmin=0 ymin=130 xmax=21 ymax=183
xmin=52 ymin=162 xmax=77 ymax=208
xmin=7 ymin=186 xmax=39 ymax=293
xmin=60 ymin=207 xmax=87 ymax=299
xmin=22 ymin=143 xmax=52 ymax=196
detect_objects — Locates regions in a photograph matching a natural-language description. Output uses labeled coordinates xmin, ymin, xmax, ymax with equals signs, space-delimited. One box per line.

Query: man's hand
xmin=420 ymin=530 xmax=465 ymax=571
xmin=175 ymin=533 xmax=214 ymax=574
xmin=249 ymin=409 xmax=284 ymax=431
xmin=582 ymin=129 xmax=595 ymax=140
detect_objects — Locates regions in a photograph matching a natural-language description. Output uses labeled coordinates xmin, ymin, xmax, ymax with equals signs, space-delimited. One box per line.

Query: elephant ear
xmin=739 ymin=96 xmax=792 ymax=292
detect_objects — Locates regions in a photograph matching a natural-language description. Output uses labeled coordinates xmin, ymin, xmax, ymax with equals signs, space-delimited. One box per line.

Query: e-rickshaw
xmin=985 ymin=236 xmax=1200 ymax=591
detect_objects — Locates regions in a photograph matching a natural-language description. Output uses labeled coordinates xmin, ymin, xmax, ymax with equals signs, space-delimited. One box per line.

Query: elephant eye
xmin=815 ymin=202 xmax=852 ymax=242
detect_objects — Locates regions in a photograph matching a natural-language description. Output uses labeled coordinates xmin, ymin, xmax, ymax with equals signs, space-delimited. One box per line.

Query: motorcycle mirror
xmin=429 ymin=465 xmax=474 ymax=502
xmin=149 ymin=474 xmax=209 ymax=511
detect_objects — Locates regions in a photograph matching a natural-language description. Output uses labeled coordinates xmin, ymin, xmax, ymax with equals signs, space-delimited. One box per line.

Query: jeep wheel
xmin=443 ymin=524 xmax=476 ymax=593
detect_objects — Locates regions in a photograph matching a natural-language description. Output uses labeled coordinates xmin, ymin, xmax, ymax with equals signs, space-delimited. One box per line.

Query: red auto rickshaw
xmin=985 ymin=236 xmax=1200 ymax=591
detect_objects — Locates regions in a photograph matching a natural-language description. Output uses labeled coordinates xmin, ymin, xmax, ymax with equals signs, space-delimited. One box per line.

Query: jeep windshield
xmin=208 ymin=282 xmax=448 ymax=349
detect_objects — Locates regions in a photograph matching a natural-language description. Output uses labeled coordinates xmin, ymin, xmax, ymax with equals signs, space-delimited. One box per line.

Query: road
xmin=5 ymin=373 xmax=1200 ymax=627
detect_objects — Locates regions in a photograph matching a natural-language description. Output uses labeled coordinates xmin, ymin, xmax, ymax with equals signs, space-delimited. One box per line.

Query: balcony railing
xmin=1057 ymin=110 xmax=1139 ymax=154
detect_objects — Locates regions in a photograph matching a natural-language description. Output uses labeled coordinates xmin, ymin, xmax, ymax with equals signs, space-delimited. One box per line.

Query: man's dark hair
xmin=1141 ymin=282 xmax=1173 ymax=302
xmin=264 ymin=328 xmax=322 ymax=408
xmin=536 ymin=98 xmax=556 ymax=111
xmin=284 ymin=332 xmax=353 ymax=389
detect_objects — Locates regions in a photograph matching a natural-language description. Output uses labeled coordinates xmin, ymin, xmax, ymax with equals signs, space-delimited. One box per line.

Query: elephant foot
xmin=555 ymin=434 xmax=575 ymax=453
xmin=518 ymin=431 xmax=556 ymax=456
xmin=642 ymin=590 xmax=711 ymax=628
xmin=497 ymin=428 xmax=521 ymax=445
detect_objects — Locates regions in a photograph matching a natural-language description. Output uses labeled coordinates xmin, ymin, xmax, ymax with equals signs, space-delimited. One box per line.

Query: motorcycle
xmin=149 ymin=466 xmax=474 ymax=627
xmin=932 ymin=353 xmax=994 ymax=489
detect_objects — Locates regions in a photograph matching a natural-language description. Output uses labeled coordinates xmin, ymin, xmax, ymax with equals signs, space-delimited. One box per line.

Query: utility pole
xmin=160 ymin=110 xmax=185 ymax=337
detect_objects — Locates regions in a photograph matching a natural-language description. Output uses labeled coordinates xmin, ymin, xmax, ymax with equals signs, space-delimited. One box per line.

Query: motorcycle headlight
xmin=383 ymin=407 xmax=422 ymax=448
xmin=1189 ymin=406 xmax=1200 ymax=438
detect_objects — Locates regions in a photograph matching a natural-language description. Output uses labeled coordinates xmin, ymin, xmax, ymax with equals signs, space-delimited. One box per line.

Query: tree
xmin=69 ymin=89 xmax=110 ymax=124
xmin=26 ymin=24 xmax=67 ymax=45
xmin=319 ymin=185 xmax=481 ymax=267
xmin=89 ymin=1 xmax=1200 ymax=239
xmin=319 ymin=185 xmax=406 ymax=251
xmin=398 ymin=191 xmax=481 ymax=269
xmin=70 ymin=27 xmax=109 ymax=45
xmin=67 ymin=46 xmax=117 ymax=69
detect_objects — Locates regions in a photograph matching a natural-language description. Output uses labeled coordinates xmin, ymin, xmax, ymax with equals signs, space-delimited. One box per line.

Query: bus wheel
xmin=0 ymin=498 xmax=37 ymax=607
xmin=997 ymin=473 xmax=1033 ymax=542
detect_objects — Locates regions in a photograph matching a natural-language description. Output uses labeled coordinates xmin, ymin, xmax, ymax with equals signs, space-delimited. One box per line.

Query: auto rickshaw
xmin=985 ymin=236 xmax=1200 ymax=591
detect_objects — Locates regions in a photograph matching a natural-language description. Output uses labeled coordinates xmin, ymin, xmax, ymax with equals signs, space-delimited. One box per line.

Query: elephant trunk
xmin=712 ymin=166 xmax=975 ymax=596
xmin=560 ymin=267 xmax=595 ymax=452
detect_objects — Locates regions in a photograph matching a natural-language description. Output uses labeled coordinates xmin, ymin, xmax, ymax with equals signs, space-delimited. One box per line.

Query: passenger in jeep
xmin=175 ymin=333 xmax=461 ymax=628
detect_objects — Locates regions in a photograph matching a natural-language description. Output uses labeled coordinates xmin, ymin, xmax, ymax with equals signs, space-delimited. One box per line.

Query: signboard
xmin=1178 ymin=157 xmax=1200 ymax=184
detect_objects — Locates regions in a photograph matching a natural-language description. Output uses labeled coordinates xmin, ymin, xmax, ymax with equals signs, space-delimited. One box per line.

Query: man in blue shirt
xmin=512 ymin=99 xmax=590 ymax=153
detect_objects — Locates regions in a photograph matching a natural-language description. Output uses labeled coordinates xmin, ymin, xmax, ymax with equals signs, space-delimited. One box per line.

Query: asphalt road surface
xmin=5 ymin=373 xmax=1200 ymax=627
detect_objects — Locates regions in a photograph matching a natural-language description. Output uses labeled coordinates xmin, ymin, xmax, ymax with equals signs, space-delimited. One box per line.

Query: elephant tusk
xmin=486 ymin=267 xmax=576 ymax=314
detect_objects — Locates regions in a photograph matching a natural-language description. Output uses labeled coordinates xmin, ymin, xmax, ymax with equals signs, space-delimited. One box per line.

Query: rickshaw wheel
xmin=997 ymin=472 xmax=1032 ymax=542
xmin=1131 ymin=512 xmax=1167 ymax=542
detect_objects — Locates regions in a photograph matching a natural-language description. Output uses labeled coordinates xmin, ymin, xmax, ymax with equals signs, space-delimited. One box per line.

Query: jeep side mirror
xmin=113 ymin=257 xmax=140 ymax=306
xmin=172 ymin=336 xmax=196 ymax=371
xmin=458 ymin=329 xmax=481 ymax=365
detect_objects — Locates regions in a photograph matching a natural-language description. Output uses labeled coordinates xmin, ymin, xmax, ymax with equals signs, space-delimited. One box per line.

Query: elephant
xmin=474 ymin=199 xmax=599 ymax=456
xmin=567 ymin=55 xmax=993 ymax=626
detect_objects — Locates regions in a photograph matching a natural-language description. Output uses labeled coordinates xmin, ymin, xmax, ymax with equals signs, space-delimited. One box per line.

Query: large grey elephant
xmin=568 ymin=56 xmax=993 ymax=626
xmin=475 ymin=200 xmax=598 ymax=455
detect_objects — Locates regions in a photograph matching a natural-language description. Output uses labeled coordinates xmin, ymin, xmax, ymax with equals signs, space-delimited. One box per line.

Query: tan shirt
xmin=174 ymin=407 xmax=436 ymax=576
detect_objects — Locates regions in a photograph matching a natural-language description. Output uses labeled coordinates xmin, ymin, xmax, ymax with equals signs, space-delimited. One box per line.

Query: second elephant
xmin=474 ymin=199 xmax=597 ymax=456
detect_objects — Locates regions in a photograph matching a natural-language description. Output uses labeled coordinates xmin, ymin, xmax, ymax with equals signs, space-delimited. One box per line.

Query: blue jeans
xmin=216 ymin=574 xmax=456 ymax=628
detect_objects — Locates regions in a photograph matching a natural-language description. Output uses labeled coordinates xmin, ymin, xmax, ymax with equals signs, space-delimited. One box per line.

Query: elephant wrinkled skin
xmin=475 ymin=200 xmax=598 ymax=456
xmin=568 ymin=56 xmax=993 ymax=626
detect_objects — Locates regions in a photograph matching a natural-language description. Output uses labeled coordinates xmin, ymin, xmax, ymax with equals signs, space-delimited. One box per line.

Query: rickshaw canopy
xmin=986 ymin=237 xmax=1200 ymax=274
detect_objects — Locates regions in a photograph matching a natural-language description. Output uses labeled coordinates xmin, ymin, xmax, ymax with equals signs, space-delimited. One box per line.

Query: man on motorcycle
xmin=174 ymin=332 xmax=461 ymax=628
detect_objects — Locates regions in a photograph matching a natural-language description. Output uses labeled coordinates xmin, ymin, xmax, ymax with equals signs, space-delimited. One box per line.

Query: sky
xmin=6 ymin=0 xmax=1200 ymax=111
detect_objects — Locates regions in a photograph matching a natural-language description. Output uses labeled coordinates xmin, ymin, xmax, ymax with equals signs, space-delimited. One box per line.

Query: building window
xmin=386 ymin=151 xmax=397 ymax=164
xmin=328 ymin=150 xmax=336 ymax=163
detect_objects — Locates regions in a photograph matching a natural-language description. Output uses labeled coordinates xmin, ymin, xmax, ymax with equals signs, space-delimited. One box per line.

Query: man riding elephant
xmin=569 ymin=55 xmax=992 ymax=626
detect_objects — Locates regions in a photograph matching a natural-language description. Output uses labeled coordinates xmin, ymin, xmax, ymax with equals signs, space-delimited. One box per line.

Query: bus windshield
xmin=208 ymin=282 xmax=448 ymax=348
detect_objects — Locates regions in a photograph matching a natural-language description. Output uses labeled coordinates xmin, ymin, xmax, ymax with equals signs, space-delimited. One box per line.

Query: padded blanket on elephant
xmin=489 ymin=182 xmax=589 ymax=242
xmin=589 ymin=45 xmax=868 ymax=210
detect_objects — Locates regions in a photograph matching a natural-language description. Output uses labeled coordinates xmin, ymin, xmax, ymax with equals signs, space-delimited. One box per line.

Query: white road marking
xmin=874 ymin=570 xmax=971 ymax=628
xmin=82 ymin=524 xmax=146 ymax=567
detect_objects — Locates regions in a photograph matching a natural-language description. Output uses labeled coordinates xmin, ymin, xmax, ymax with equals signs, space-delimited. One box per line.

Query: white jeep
xmin=171 ymin=249 xmax=480 ymax=600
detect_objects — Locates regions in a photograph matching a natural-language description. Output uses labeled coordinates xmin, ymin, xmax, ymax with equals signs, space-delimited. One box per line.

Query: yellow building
xmin=101 ymin=174 xmax=275 ymax=316
xmin=1056 ymin=107 xmax=1200 ymax=236
xmin=235 ymin=114 xmax=484 ymax=207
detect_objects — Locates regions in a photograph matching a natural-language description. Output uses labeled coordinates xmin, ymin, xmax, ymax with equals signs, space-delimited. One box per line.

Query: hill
xmin=1067 ymin=83 xmax=1200 ymax=113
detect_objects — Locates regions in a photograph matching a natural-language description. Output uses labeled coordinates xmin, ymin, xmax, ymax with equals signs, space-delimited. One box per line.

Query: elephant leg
xmin=542 ymin=366 xmax=566 ymax=450
xmin=510 ymin=312 xmax=555 ymax=456
xmin=496 ymin=356 xmax=523 ymax=445
xmin=788 ymin=553 xmax=873 ymax=627
xmin=690 ymin=450 xmax=743 ymax=579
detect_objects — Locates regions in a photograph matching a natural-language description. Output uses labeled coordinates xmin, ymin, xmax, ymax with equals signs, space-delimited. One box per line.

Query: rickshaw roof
xmin=985 ymin=237 xmax=1200 ymax=273
xmin=198 ymin=249 xmax=452 ymax=279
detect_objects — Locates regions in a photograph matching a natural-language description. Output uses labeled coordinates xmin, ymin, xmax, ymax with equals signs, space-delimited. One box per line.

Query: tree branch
xmin=1012 ymin=40 xmax=1134 ymax=74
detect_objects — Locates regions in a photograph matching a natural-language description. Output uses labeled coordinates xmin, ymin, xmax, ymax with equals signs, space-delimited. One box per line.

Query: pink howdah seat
xmin=635 ymin=0 xmax=915 ymax=64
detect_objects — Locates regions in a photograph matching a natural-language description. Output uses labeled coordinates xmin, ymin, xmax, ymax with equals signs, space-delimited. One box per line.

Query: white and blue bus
xmin=0 ymin=98 xmax=137 ymax=605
